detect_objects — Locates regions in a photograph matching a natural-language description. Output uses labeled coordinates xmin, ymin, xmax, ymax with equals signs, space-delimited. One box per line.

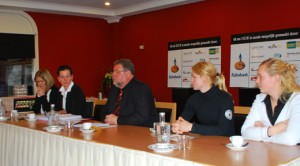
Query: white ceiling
xmin=0 ymin=0 xmax=203 ymax=23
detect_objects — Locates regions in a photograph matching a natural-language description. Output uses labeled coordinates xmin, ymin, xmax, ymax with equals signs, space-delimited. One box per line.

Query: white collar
xmin=59 ymin=81 xmax=74 ymax=93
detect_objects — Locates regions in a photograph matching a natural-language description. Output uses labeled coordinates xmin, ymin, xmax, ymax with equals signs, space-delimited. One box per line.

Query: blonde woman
xmin=241 ymin=58 xmax=300 ymax=146
xmin=32 ymin=69 xmax=59 ymax=114
xmin=172 ymin=62 xmax=234 ymax=136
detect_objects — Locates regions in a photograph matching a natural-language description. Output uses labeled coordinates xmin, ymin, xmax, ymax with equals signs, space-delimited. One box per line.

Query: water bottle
xmin=0 ymin=99 xmax=5 ymax=118
xmin=156 ymin=112 xmax=171 ymax=148
xmin=48 ymin=104 xmax=59 ymax=127
xmin=159 ymin=112 xmax=165 ymax=123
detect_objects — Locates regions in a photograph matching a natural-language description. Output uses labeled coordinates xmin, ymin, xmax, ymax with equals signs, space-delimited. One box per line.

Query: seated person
xmin=241 ymin=58 xmax=300 ymax=146
xmin=172 ymin=62 xmax=235 ymax=136
xmin=100 ymin=59 xmax=158 ymax=127
xmin=32 ymin=69 xmax=59 ymax=114
xmin=56 ymin=65 xmax=90 ymax=118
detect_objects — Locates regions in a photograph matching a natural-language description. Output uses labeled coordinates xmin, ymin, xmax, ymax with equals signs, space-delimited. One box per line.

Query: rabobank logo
xmin=231 ymin=73 xmax=248 ymax=77
xmin=171 ymin=58 xmax=179 ymax=73
xmin=169 ymin=75 xmax=181 ymax=79
xmin=234 ymin=53 xmax=246 ymax=70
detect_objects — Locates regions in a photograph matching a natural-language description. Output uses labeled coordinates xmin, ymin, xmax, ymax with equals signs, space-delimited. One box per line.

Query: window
xmin=0 ymin=59 xmax=34 ymax=97
xmin=0 ymin=9 xmax=39 ymax=97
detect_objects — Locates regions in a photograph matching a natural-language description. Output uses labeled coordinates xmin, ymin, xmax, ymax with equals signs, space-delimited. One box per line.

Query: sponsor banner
xmin=231 ymin=28 xmax=300 ymax=44
xmin=231 ymin=28 xmax=300 ymax=87
xmin=168 ymin=37 xmax=221 ymax=51
xmin=168 ymin=37 xmax=221 ymax=88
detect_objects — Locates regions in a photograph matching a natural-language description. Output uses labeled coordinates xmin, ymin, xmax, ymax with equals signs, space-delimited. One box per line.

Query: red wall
xmin=28 ymin=13 xmax=112 ymax=97
xmin=28 ymin=0 xmax=300 ymax=103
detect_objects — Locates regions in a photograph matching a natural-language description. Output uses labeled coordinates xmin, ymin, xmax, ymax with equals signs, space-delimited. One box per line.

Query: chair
xmin=234 ymin=106 xmax=250 ymax=135
xmin=234 ymin=106 xmax=250 ymax=115
xmin=155 ymin=102 xmax=177 ymax=123
xmin=92 ymin=99 xmax=107 ymax=121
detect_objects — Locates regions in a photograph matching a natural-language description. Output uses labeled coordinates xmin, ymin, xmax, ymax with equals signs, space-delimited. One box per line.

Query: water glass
xmin=177 ymin=135 xmax=191 ymax=150
xmin=11 ymin=110 xmax=19 ymax=121
xmin=0 ymin=107 xmax=4 ymax=117
xmin=64 ymin=120 xmax=74 ymax=132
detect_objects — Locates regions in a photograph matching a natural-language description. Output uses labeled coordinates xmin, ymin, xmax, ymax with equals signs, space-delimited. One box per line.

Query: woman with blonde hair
xmin=172 ymin=61 xmax=235 ymax=136
xmin=32 ymin=69 xmax=59 ymax=114
xmin=241 ymin=58 xmax=300 ymax=145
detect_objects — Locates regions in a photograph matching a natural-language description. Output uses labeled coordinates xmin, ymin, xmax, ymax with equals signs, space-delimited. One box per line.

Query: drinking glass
xmin=177 ymin=135 xmax=191 ymax=150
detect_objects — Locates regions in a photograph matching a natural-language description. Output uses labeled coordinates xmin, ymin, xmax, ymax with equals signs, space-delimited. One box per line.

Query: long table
xmin=1 ymin=119 xmax=300 ymax=166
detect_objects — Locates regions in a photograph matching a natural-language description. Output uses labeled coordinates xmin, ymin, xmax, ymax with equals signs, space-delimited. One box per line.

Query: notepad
xmin=74 ymin=123 xmax=110 ymax=128
xmin=36 ymin=114 xmax=82 ymax=122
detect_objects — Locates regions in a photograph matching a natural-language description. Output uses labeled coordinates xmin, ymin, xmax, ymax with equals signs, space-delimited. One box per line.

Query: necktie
xmin=113 ymin=89 xmax=123 ymax=116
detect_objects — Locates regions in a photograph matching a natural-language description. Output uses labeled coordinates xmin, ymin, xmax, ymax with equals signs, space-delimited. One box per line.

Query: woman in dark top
xmin=32 ymin=69 xmax=59 ymax=114
xmin=172 ymin=62 xmax=235 ymax=136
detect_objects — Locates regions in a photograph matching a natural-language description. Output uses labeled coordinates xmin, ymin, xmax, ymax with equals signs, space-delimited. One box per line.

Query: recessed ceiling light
xmin=105 ymin=2 xmax=111 ymax=6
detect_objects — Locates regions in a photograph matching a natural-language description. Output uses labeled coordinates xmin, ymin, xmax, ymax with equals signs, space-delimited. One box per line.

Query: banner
xmin=230 ymin=28 xmax=300 ymax=87
xmin=168 ymin=37 xmax=221 ymax=88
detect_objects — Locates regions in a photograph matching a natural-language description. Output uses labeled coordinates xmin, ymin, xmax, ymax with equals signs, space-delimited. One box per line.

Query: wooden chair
xmin=234 ymin=106 xmax=250 ymax=135
xmin=234 ymin=106 xmax=250 ymax=115
xmin=92 ymin=99 xmax=107 ymax=120
xmin=155 ymin=102 xmax=177 ymax=123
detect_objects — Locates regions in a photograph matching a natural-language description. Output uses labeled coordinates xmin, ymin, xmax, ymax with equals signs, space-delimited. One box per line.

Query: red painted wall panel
xmin=28 ymin=0 xmax=300 ymax=103
xmin=28 ymin=13 xmax=112 ymax=97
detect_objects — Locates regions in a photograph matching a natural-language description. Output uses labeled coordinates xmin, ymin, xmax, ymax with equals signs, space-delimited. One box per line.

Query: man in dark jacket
xmin=101 ymin=59 xmax=158 ymax=127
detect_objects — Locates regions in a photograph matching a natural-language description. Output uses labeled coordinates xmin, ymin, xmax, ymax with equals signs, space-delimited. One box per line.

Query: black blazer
xmin=100 ymin=78 xmax=158 ymax=127
xmin=56 ymin=83 xmax=90 ymax=118
xmin=32 ymin=85 xmax=60 ymax=114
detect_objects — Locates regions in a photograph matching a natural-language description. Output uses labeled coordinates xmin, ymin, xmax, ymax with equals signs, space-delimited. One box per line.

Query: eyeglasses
xmin=35 ymin=80 xmax=45 ymax=83
xmin=112 ymin=70 xmax=126 ymax=74
xmin=59 ymin=75 xmax=72 ymax=79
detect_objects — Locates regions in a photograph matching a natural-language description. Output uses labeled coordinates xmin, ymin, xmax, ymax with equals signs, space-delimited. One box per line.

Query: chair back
xmin=92 ymin=99 xmax=107 ymax=120
xmin=155 ymin=102 xmax=177 ymax=122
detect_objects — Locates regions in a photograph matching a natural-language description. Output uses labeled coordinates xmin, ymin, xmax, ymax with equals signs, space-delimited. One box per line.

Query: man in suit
xmin=101 ymin=59 xmax=158 ymax=127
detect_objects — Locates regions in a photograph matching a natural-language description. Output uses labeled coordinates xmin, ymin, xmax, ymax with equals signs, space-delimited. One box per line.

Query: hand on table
xmin=172 ymin=117 xmax=192 ymax=134
xmin=104 ymin=114 xmax=118 ymax=125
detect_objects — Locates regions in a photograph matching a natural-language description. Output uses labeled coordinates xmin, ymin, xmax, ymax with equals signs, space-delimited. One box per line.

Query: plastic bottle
xmin=48 ymin=104 xmax=58 ymax=127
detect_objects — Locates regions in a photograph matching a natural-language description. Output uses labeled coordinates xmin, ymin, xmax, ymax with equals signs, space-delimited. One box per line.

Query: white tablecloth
xmin=0 ymin=123 xmax=195 ymax=166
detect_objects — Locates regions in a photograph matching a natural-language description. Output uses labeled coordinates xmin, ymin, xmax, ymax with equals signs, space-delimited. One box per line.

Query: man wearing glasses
xmin=56 ymin=65 xmax=90 ymax=118
xmin=101 ymin=59 xmax=158 ymax=127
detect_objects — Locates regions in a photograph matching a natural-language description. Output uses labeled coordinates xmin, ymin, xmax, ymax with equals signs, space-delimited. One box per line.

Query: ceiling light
xmin=105 ymin=2 xmax=110 ymax=6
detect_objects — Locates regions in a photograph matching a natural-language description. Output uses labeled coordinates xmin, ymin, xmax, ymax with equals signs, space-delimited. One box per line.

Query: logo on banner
xmin=268 ymin=44 xmax=281 ymax=49
xmin=286 ymin=41 xmax=300 ymax=49
xmin=171 ymin=58 xmax=179 ymax=73
xmin=274 ymin=53 xmax=282 ymax=58
xmin=209 ymin=48 xmax=219 ymax=55
xmin=234 ymin=53 xmax=246 ymax=70
xmin=195 ymin=50 xmax=205 ymax=54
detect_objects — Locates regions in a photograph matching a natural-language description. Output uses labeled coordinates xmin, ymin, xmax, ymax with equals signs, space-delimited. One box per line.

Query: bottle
xmin=156 ymin=112 xmax=171 ymax=147
xmin=159 ymin=112 xmax=165 ymax=123
xmin=0 ymin=99 xmax=5 ymax=117
xmin=48 ymin=104 xmax=59 ymax=127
